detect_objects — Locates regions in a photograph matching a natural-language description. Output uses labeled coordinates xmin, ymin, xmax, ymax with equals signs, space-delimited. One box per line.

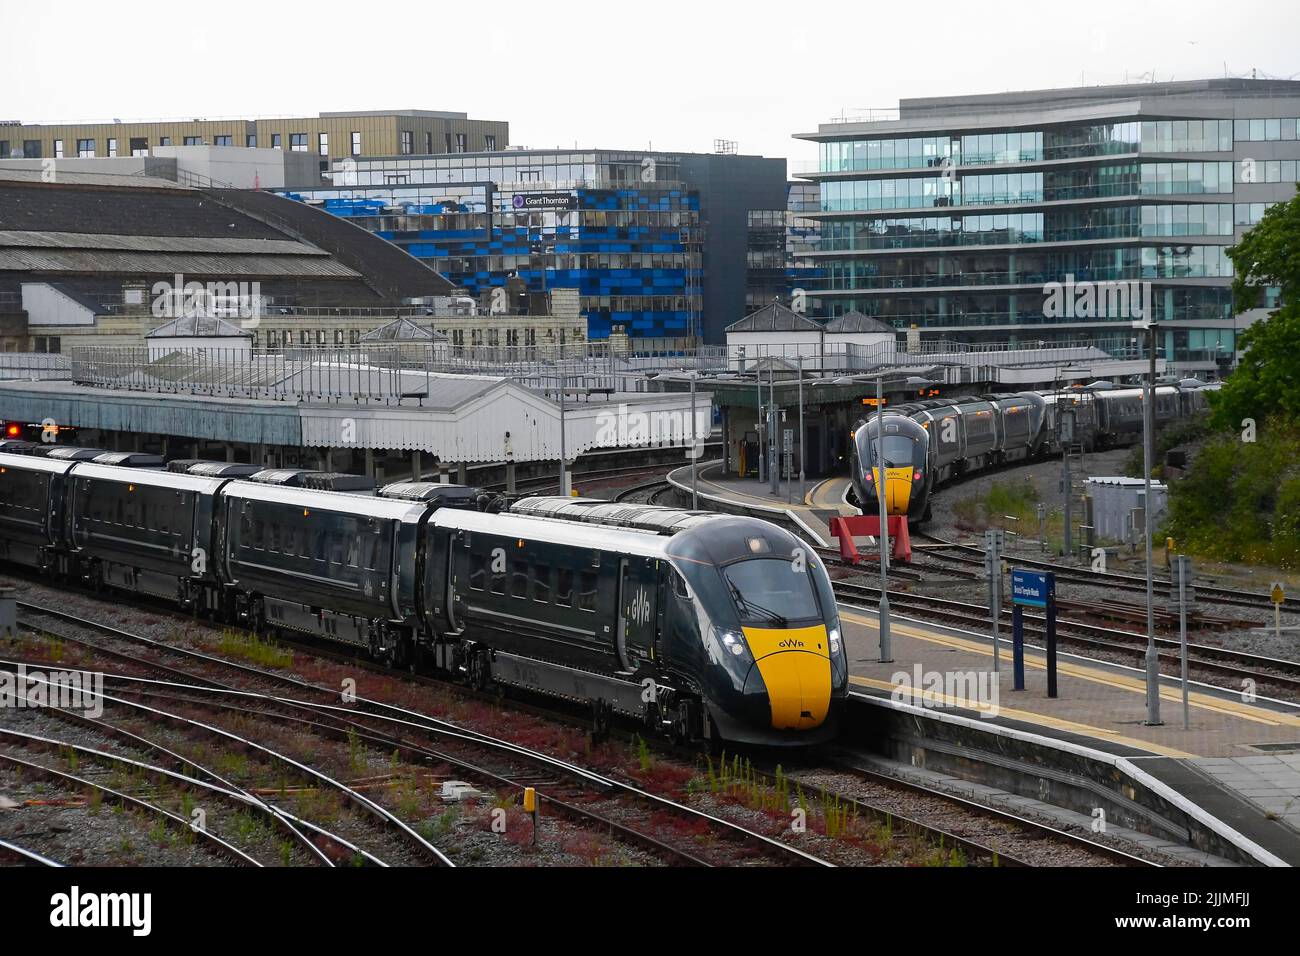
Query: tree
xmin=1210 ymin=185 xmax=1300 ymax=431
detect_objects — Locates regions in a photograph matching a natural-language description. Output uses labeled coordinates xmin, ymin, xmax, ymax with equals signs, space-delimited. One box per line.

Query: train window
xmin=577 ymin=571 xmax=598 ymax=612
xmin=345 ymin=535 xmax=358 ymax=567
xmin=490 ymin=557 xmax=507 ymax=595
xmin=671 ymin=569 xmax=690 ymax=599
xmin=555 ymin=568 xmax=574 ymax=607
xmin=469 ymin=553 xmax=487 ymax=591
xmin=511 ymin=560 xmax=528 ymax=599
xmin=532 ymin=565 xmax=551 ymax=603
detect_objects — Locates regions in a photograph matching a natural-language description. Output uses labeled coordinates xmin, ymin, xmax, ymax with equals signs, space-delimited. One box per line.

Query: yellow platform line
xmin=849 ymin=674 xmax=1197 ymax=758
xmin=840 ymin=609 xmax=1300 ymax=729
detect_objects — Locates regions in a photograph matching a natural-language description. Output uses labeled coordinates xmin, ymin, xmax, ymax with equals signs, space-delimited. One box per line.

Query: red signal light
xmin=4 ymin=424 xmax=19 ymax=437
xmin=914 ymin=472 xmax=922 ymax=481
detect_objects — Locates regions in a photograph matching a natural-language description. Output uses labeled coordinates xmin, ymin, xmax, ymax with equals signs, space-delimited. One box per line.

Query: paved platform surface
xmin=839 ymin=607 xmax=1300 ymax=864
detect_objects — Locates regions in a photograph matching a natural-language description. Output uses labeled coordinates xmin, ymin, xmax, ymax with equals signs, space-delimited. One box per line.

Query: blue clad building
xmin=279 ymin=149 xmax=787 ymax=343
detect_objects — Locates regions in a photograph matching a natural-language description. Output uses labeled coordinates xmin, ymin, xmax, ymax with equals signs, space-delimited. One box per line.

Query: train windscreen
xmin=722 ymin=558 xmax=822 ymax=627
xmin=864 ymin=435 xmax=919 ymax=469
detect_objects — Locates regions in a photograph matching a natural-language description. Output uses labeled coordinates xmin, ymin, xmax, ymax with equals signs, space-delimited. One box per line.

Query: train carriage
xmin=66 ymin=463 xmax=225 ymax=609
xmin=0 ymin=451 xmax=76 ymax=572
xmin=215 ymin=482 xmax=426 ymax=659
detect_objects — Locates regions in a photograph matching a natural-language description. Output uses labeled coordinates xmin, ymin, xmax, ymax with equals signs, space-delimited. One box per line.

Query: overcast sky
xmin=2 ymin=0 xmax=1297 ymax=170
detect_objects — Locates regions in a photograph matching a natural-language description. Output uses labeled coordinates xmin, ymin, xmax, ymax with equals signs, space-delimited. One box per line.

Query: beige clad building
xmin=0 ymin=110 xmax=509 ymax=169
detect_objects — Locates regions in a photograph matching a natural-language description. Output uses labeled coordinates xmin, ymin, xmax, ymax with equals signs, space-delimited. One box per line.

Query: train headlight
xmin=828 ymin=626 xmax=842 ymax=656
xmin=719 ymin=630 xmax=747 ymax=657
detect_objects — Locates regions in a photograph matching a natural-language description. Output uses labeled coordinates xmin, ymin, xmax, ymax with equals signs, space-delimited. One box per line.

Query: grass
xmin=217 ymin=628 xmax=294 ymax=669
xmin=952 ymin=479 xmax=1042 ymax=534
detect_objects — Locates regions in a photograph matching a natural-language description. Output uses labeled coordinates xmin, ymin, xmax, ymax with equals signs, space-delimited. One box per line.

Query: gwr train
xmin=850 ymin=382 xmax=1215 ymax=526
xmin=0 ymin=442 xmax=846 ymax=747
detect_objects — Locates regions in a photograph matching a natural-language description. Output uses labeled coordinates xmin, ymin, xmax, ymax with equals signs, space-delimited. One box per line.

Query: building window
xmin=159 ymin=137 xmax=171 ymax=147
xmin=21 ymin=140 xmax=40 ymax=158
xmin=456 ymin=133 xmax=467 ymax=153
xmin=318 ymin=132 xmax=328 ymax=155
xmin=183 ymin=136 xmax=202 ymax=146
xmin=106 ymin=138 xmax=118 ymax=157
xmin=485 ymin=134 xmax=497 ymax=151
xmin=246 ymin=134 xmax=257 ymax=148
xmin=290 ymin=133 xmax=307 ymax=152
xmin=425 ymin=132 xmax=433 ymax=154
xmin=53 ymin=139 xmax=64 ymax=158
xmin=215 ymin=135 xmax=232 ymax=146
xmin=129 ymin=137 xmax=148 ymax=156
xmin=351 ymin=131 xmax=361 ymax=155
xmin=0 ymin=141 xmax=8 ymax=158
xmin=76 ymin=138 xmax=95 ymax=157
xmin=400 ymin=130 xmax=413 ymax=154
xmin=271 ymin=133 xmax=281 ymax=149
xmin=444 ymin=132 xmax=452 ymax=152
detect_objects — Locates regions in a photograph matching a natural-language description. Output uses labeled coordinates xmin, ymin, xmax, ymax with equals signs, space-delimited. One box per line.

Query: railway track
xmin=9 ymin=601 xmax=834 ymax=868
xmin=0 ymin=835 xmax=65 ymax=867
xmin=830 ymin=578 xmax=1300 ymax=694
xmin=1 ymin=630 xmax=444 ymax=866
xmin=612 ymin=478 xmax=674 ymax=505
xmin=822 ymin=753 xmax=1160 ymax=867
xmin=915 ymin=533 xmax=1300 ymax=614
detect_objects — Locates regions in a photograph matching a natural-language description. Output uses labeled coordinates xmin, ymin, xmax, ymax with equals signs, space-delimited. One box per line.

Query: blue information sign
xmin=1011 ymin=569 xmax=1053 ymax=608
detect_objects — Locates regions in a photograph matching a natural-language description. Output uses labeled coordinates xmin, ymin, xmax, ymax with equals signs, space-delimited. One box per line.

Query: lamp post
xmin=689 ymin=370 xmax=699 ymax=509
xmin=874 ymin=373 xmax=892 ymax=662
xmin=557 ymin=367 xmax=569 ymax=497
xmin=798 ymin=354 xmax=806 ymax=505
xmin=1141 ymin=320 xmax=1162 ymax=726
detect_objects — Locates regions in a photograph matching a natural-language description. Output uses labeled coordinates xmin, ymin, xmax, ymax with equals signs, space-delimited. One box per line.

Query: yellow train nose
xmin=870 ymin=467 xmax=914 ymax=515
xmin=742 ymin=626 xmax=832 ymax=730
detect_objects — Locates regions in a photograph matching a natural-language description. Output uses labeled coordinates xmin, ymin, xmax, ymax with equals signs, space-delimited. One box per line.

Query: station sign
xmin=1011 ymin=568 xmax=1054 ymax=608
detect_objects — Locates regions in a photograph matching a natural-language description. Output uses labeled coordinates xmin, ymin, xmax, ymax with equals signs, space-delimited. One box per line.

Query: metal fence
xmin=66 ymin=336 xmax=1123 ymax=403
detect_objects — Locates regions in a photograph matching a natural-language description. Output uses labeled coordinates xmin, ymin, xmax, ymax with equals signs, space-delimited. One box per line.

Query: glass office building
xmin=279 ymin=149 xmax=785 ymax=343
xmin=795 ymin=78 xmax=1300 ymax=371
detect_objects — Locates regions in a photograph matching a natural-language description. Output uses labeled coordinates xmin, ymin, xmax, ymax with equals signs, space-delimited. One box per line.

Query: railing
xmin=65 ymin=335 xmax=1138 ymax=404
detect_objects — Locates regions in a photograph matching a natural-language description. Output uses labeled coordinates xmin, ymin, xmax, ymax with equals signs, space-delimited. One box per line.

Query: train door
xmin=615 ymin=557 xmax=657 ymax=673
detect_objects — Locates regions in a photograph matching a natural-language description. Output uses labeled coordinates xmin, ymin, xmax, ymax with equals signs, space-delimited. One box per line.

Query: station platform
xmin=667 ymin=462 xmax=855 ymax=548
xmin=839 ymin=607 xmax=1300 ymax=865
